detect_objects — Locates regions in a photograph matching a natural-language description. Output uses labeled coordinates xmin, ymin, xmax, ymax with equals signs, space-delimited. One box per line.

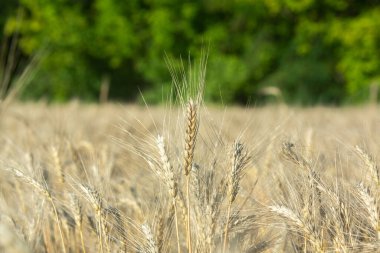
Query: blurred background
xmin=1 ymin=0 xmax=380 ymax=105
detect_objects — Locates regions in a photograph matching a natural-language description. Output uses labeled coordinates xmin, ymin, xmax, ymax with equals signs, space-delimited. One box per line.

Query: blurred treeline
xmin=1 ymin=0 xmax=380 ymax=105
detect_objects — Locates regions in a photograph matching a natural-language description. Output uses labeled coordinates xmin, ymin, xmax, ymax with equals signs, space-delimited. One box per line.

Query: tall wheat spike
xmin=156 ymin=135 xmax=181 ymax=253
xmin=223 ymin=141 xmax=249 ymax=253
xmin=183 ymin=99 xmax=198 ymax=253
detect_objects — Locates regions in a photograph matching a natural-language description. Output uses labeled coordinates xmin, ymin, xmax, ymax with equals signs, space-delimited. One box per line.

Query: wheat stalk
xmin=6 ymin=167 xmax=67 ymax=253
xmin=183 ymin=99 xmax=198 ymax=253
xmin=79 ymin=184 xmax=110 ymax=253
xmin=156 ymin=135 xmax=181 ymax=253
xmin=70 ymin=194 xmax=86 ymax=253
xmin=223 ymin=141 xmax=249 ymax=253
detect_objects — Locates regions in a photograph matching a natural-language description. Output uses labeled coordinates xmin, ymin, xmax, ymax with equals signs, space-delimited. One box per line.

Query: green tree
xmin=2 ymin=0 xmax=380 ymax=104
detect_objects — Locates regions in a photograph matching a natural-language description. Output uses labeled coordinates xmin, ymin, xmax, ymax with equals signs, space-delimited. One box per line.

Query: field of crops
xmin=0 ymin=101 xmax=380 ymax=252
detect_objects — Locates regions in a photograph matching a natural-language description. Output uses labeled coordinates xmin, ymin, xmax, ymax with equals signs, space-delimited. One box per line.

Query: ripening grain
xmin=0 ymin=102 xmax=380 ymax=253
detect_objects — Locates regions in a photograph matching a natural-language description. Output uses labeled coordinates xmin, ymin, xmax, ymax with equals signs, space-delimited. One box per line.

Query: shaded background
xmin=1 ymin=0 xmax=380 ymax=105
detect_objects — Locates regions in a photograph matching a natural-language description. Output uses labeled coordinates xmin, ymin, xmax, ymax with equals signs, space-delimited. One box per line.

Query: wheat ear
xmin=51 ymin=146 xmax=65 ymax=184
xmin=223 ymin=141 xmax=249 ymax=253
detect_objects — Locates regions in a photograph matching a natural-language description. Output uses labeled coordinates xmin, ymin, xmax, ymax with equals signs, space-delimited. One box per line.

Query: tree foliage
xmin=2 ymin=0 xmax=380 ymax=104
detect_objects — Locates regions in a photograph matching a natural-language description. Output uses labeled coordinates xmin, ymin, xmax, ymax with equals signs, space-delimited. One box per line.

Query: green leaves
xmin=326 ymin=8 xmax=380 ymax=100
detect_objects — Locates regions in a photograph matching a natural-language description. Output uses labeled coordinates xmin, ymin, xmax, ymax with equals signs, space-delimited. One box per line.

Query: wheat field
xmin=0 ymin=98 xmax=380 ymax=253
